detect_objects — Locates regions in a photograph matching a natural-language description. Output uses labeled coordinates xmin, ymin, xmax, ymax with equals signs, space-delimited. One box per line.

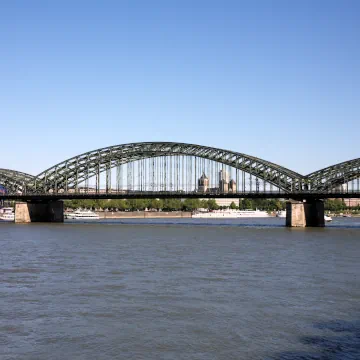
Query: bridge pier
xmin=286 ymin=200 xmax=324 ymax=227
xmin=15 ymin=201 xmax=64 ymax=223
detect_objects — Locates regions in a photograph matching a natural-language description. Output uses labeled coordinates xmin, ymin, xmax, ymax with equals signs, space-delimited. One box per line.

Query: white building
xmin=200 ymin=198 xmax=240 ymax=207
xmin=214 ymin=198 xmax=239 ymax=207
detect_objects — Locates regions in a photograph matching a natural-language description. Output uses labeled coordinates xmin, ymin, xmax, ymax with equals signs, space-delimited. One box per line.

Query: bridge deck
xmin=2 ymin=191 xmax=360 ymax=201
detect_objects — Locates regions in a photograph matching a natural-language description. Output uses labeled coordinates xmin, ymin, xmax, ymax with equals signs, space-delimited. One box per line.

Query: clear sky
xmin=1 ymin=0 xmax=359 ymax=175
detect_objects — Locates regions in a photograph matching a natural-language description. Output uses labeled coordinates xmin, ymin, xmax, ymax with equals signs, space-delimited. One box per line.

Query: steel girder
xmin=0 ymin=169 xmax=35 ymax=193
xmin=29 ymin=142 xmax=305 ymax=193
xmin=1 ymin=143 xmax=358 ymax=195
xmin=306 ymin=158 xmax=360 ymax=191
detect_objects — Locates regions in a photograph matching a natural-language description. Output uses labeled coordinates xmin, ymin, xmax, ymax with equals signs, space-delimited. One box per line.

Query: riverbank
xmin=328 ymin=213 xmax=360 ymax=217
xmin=96 ymin=211 xmax=192 ymax=219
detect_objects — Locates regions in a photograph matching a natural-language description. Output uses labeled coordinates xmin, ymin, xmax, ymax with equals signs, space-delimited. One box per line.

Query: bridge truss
xmin=0 ymin=169 xmax=35 ymax=194
xmin=306 ymin=158 xmax=360 ymax=192
xmin=0 ymin=142 xmax=359 ymax=199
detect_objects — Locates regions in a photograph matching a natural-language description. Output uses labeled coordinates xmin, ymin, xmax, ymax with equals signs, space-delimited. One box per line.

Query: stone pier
xmin=286 ymin=200 xmax=325 ymax=227
xmin=15 ymin=201 xmax=64 ymax=223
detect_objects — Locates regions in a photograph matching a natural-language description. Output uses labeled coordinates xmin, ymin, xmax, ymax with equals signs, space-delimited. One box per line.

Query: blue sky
xmin=1 ymin=0 xmax=359 ymax=175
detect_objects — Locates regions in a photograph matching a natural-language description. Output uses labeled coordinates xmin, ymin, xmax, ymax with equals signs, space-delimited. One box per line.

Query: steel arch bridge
xmin=0 ymin=142 xmax=359 ymax=200
xmin=0 ymin=169 xmax=35 ymax=194
xmin=307 ymin=158 xmax=360 ymax=192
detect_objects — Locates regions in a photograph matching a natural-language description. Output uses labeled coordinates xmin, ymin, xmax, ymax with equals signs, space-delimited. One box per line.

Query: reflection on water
xmin=70 ymin=216 xmax=360 ymax=228
xmin=268 ymin=319 xmax=360 ymax=360
xmin=1 ymin=219 xmax=359 ymax=359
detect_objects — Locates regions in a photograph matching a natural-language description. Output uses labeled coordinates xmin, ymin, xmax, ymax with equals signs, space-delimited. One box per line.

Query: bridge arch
xmin=306 ymin=158 xmax=360 ymax=191
xmin=30 ymin=142 xmax=304 ymax=193
xmin=0 ymin=169 xmax=35 ymax=193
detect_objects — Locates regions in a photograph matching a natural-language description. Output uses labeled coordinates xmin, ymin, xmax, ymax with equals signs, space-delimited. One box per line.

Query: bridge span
xmin=3 ymin=191 xmax=360 ymax=202
xmin=1 ymin=142 xmax=359 ymax=226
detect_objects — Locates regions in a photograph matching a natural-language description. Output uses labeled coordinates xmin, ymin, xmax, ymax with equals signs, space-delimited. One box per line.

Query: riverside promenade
xmin=95 ymin=211 xmax=192 ymax=219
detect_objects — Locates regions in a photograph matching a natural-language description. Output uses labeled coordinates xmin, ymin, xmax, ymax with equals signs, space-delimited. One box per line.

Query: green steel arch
xmin=306 ymin=157 xmax=360 ymax=191
xmin=0 ymin=169 xmax=35 ymax=193
xmin=2 ymin=144 xmax=358 ymax=196
xmin=31 ymin=142 xmax=305 ymax=193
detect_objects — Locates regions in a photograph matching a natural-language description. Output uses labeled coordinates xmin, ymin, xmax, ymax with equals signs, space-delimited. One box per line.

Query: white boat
xmin=324 ymin=215 xmax=332 ymax=222
xmin=192 ymin=209 xmax=269 ymax=218
xmin=65 ymin=209 xmax=100 ymax=220
xmin=0 ymin=207 xmax=15 ymax=221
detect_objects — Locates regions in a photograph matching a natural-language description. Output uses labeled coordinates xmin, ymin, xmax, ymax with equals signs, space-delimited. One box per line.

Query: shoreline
xmin=96 ymin=211 xmax=192 ymax=219
xmin=73 ymin=211 xmax=360 ymax=219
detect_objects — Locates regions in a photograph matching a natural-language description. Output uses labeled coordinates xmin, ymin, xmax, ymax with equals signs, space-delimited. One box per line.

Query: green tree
xmin=207 ymin=199 xmax=219 ymax=210
xmin=240 ymin=199 xmax=253 ymax=210
xmin=274 ymin=201 xmax=284 ymax=211
xmin=324 ymin=199 xmax=346 ymax=212
xmin=182 ymin=198 xmax=201 ymax=211
xmin=229 ymin=201 xmax=237 ymax=209
xmin=149 ymin=198 xmax=163 ymax=210
xmin=199 ymin=199 xmax=209 ymax=209
xmin=162 ymin=199 xmax=182 ymax=211
xmin=127 ymin=199 xmax=148 ymax=211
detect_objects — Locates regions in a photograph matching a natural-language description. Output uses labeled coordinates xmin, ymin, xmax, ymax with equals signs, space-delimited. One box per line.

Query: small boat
xmin=324 ymin=215 xmax=332 ymax=222
xmin=65 ymin=209 xmax=100 ymax=220
xmin=0 ymin=207 xmax=15 ymax=222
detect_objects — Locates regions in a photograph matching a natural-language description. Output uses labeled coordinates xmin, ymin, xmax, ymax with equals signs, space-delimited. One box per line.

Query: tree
xmin=230 ymin=201 xmax=237 ymax=209
xmin=207 ymin=199 xmax=219 ymax=210
xmin=163 ymin=199 xmax=182 ymax=211
xmin=182 ymin=198 xmax=201 ymax=211
xmin=324 ymin=199 xmax=346 ymax=212
xmin=275 ymin=201 xmax=284 ymax=211
xmin=150 ymin=199 xmax=163 ymax=211
xmin=127 ymin=199 xmax=148 ymax=211
xmin=240 ymin=199 xmax=253 ymax=210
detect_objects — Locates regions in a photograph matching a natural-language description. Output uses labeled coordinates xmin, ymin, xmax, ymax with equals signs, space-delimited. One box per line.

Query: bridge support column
xmin=286 ymin=200 xmax=324 ymax=227
xmin=15 ymin=201 xmax=64 ymax=223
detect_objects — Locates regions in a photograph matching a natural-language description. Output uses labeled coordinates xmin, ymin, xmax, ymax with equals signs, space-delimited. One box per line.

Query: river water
xmin=1 ymin=218 xmax=360 ymax=360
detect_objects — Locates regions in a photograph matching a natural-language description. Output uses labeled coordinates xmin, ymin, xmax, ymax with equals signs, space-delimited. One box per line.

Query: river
xmin=1 ymin=218 xmax=359 ymax=359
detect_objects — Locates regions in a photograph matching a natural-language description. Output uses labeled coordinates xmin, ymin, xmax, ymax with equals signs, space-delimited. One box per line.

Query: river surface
xmin=1 ymin=218 xmax=360 ymax=359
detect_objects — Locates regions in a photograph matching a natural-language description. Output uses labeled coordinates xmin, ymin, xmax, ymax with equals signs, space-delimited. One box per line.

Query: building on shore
xmin=344 ymin=198 xmax=360 ymax=207
xmin=197 ymin=170 xmax=239 ymax=207
xmin=214 ymin=198 xmax=240 ymax=207
xmin=198 ymin=172 xmax=209 ymax=193
xmin=219 ymin=169 xmax=230 ymax=183
xmin=229 ymin=179 xmax=237 ymax=193
xmin=331 ymin=185 xmax=360 ymax=207
xmin=219 ymin=170 xmax=229 ymax=193
xmin=197 ymin=170 xmax=237 ymax=194
xmin=199 ymin=197 xmax=240 ymax=207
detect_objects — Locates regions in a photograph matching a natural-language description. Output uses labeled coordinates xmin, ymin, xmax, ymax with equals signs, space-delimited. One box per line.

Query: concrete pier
xmin=15 ymin=201 xmax=64 ymax=223
xmin=286 ymin=200 xmax=324 ymax=227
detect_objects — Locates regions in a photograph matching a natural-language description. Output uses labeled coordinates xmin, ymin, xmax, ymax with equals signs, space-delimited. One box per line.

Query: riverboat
xmin=192 ymin=209 xmax=269 ymax=218
xmin=0 ymin=207 xmax=15 ymax=221
xmin=65 ymin=209 xmax=100 ymax=220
